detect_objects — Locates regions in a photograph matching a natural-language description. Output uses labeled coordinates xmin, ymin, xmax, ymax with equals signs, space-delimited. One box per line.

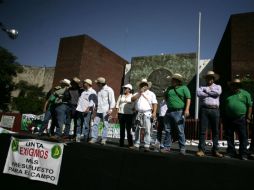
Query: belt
xmin=168 ymin=108 xmax=183 ymax=112
xmin=202 ymin=105 xmax=219 ymax=109
xmin=138 ymin=110 xmax=151 ymax=113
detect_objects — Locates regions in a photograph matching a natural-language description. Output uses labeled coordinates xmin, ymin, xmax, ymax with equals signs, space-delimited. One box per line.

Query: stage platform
xmin=0 ymin=133 xmax=253 ymax=189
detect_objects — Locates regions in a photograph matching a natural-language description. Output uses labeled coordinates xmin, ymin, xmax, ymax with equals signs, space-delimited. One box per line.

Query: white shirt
xmin=134 ymin=90 xmax=157 ymax=116
xmin=76 ymin=88 xmax=97 ymax=112
xmin=116 ymin=94 xmax=134 ymax=114
xmin=159 ymin=99 xmax=168 ymax=117
xmin=97 ymin=85 xmax=115 ymax=113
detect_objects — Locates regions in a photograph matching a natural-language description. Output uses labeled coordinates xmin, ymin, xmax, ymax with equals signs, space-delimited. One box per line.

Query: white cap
xmin=123 ymin=84 xmax=133 ymax=90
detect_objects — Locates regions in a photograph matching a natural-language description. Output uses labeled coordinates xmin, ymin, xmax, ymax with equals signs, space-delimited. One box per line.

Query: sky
xmin=0 ymin=0 xmax=253 ymax=67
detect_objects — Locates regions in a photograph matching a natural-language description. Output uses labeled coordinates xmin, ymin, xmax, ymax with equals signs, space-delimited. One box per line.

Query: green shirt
xmin=165 ymin=85 xmax=191 ymax=109
xmin=225 ymin=89 xmax=252 ymax=118
xmin=48 ymin=94 xmax=56 ymax=110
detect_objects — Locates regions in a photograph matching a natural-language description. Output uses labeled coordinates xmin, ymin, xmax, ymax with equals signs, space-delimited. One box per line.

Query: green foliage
xmin=12 ymin=80 xmax=45 ymax=114
xmin=0 ymin=46 xmax=23 ymax=111
xmin=12 ymin=96 xmax=44 ymax=114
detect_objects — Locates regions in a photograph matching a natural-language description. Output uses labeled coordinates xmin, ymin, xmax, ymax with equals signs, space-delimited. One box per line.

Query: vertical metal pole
xmin=195 ymin=12 xmax=201 ymax=120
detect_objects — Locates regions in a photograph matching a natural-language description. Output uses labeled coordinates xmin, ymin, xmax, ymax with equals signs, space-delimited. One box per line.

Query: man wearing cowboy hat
xmin=161 ymin=73 xmax=191 ymax=155
xmin=75 ymin=79 xmax=97 ymax=142
xmin=66 ymin=77 xmax=83 ymax=139
xmin=196 ymin=71 xmax=223 ymax=158
xmin=89 ymin=77 xmax=115 ymax=145
xmin=222 ymin=78 xmax=252 ymax=160
xmin=53 ymin=79 xmax=72 ymax=139
xmin=131 ymin=78 xmax=158 ymax=151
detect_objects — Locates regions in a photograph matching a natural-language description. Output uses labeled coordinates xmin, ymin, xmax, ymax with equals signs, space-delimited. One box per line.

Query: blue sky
xmin=0 ymin=0 xmax=253 ymax=67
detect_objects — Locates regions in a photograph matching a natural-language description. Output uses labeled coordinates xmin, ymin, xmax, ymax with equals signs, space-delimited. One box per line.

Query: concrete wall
xmin=12 ymin=66 xmax=55 ymax=97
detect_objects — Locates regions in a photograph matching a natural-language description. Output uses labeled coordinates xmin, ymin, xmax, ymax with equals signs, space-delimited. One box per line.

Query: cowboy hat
xmin=83 ymin=79 xmax=92 ymax=86
xmin=72 ymin=77 xmax=81 ymax=83
xmin=228 ymin=78 xmax=241 ymax=85
xmin=95 ymin=77 xmax=106 ymax=84
xmin=203 ymin=71 xmax=220 ymax=81
xmin=136 ymin=78 xmax=152 ymax=88
xmin=167 ymin=73 xmax=184 ymax=82
xmin=60 ymin=79 xmax=71 ymax=86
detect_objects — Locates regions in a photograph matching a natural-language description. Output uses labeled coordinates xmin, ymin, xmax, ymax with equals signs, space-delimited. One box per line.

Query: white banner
xmin=0 ymin=127 xmax=16 ymax=134
xmin=3 ymin=137 xmax=64 ymax=185
xmin=0 ymin=115 xmax=15 ymax=129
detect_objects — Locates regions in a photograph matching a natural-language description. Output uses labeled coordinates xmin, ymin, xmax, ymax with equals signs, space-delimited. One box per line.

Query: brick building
xmin=53 ymin=34 xmax=128 ymax=97
xmin=213 ymin=12 xmax=254 ymax=86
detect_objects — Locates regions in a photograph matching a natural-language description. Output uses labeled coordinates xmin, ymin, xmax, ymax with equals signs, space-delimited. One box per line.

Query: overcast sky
xmin=0 ymin=0 xmax=253 ymax=67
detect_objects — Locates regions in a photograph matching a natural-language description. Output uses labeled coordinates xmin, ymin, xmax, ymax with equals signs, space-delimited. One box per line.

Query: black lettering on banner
xmin=8 ymin=167 xmax=22 ymax=174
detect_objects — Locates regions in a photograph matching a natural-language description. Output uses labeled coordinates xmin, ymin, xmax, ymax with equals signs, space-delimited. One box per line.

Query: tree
xmin=0 ymin=46 xmax=23 ymax=111
xmin=12 ymin=81 xmax=46 ymax=114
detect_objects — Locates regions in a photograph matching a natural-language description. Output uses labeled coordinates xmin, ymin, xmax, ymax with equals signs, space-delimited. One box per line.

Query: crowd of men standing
xmin=38 ymin=71 xmax=254 ymax=160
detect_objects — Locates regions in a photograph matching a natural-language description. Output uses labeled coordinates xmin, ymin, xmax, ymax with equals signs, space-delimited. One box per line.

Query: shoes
xmin=224 ymin=153 xmax=236 ymax=159
xmin=61 ymin=135 xmax=69 ymax=140
xmin=88 ymin=138 xmax=97 ymax=144
xmin=50 ymin=135 xmax=61 ymax=141
xmin=212 ymin=151 xmax=223 ymax=158
xmin=76 ymin=134 xmax=81 ymax=143
xmin=144 ymin=147 xmax=150 ymax=152
xmin=101 ymin=139 xmax=107 ymax=145
xmin=129 ymin=146 xmax=139 ymax=150
xmin=160 ymin=147 xmax=171 ymax=153
xmin=240 ymin=155 xmax=248 ymax=161
xmin=249 ymin=153 xmax=254 ymax=160
xmin=196 ymin=150 xmax=205 ymax=157
xmin=180 ymin=149 xmax=186 ymax=155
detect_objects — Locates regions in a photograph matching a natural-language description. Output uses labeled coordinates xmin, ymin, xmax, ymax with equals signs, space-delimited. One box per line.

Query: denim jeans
xmin=76 ymin=111 xmax=92 ymax=141
xmin=163 ymin=110 xmax=185 ymax=150
xmin=224 ymin=116 xmax=248 ymax=156
xmin=91 ymin=112 xmax=110 ymax=140
xmin=157 ymin=116 xmax=165 ymax=143
xmin=198 ymin=107 xmax=220 ymax=152
xmin=134 ymin=114 xmax=151 ymax=148
xmin=55 ymin=103 xmax=71 ymax=137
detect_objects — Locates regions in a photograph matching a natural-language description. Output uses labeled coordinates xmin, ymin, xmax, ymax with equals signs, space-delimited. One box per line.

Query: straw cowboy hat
xmin=203 ymin=71 xmax=220 ymax=81
xmin=167 ymin=73 xmax=184 ymax=82
xmin=95 ymin=77 xmax=106 ymax=84
xmin=123 ymin=84 xmax=133 ymax=90
xmin=83 ymin=79 xmax=93 ymax=86
xmin=72 ymin=77 xmax=81 ymax=83
xmin=136 ymin=78 xmax=152 ymax=88
xmin=228 ymin=78 xmax=242 ymax=85
xmin=60 ymin=79 xmax=71 ymax=86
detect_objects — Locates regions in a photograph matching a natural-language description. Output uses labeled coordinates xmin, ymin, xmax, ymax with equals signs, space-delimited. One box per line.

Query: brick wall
xmin=214 ymin=12 xmax=254 ymax=86
xmin=53 ymin=34 xmax=128 ymax=99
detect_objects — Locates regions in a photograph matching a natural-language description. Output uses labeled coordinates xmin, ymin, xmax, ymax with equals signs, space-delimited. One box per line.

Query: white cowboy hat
xmin=136 ymin=78 xmax=152 ymax=88
xmin=60 ymin=79 xmax=71 ymax=86
xmin=83 ymin=79 xmax=92 ymax=86
xmin=167 ymin=73 xmax=184 ymax=82
xmin=203 ymin=71 xmax=220 ymax=81
xmin=95 ymin=77 xmax=106 ymax=84
xmin=228 ymin=78 xmax=241 ymax=85
xmin=72 ymin=77 xmax=81 ymax=83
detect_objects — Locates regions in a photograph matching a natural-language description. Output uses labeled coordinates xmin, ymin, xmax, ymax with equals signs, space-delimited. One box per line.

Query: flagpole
xmin=195 ymin=12 xmax=201 ymax=120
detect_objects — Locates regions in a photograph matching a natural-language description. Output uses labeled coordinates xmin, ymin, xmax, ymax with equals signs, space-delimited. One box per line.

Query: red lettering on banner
xmin=19 ymin=147 xmax=48 ymax=159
